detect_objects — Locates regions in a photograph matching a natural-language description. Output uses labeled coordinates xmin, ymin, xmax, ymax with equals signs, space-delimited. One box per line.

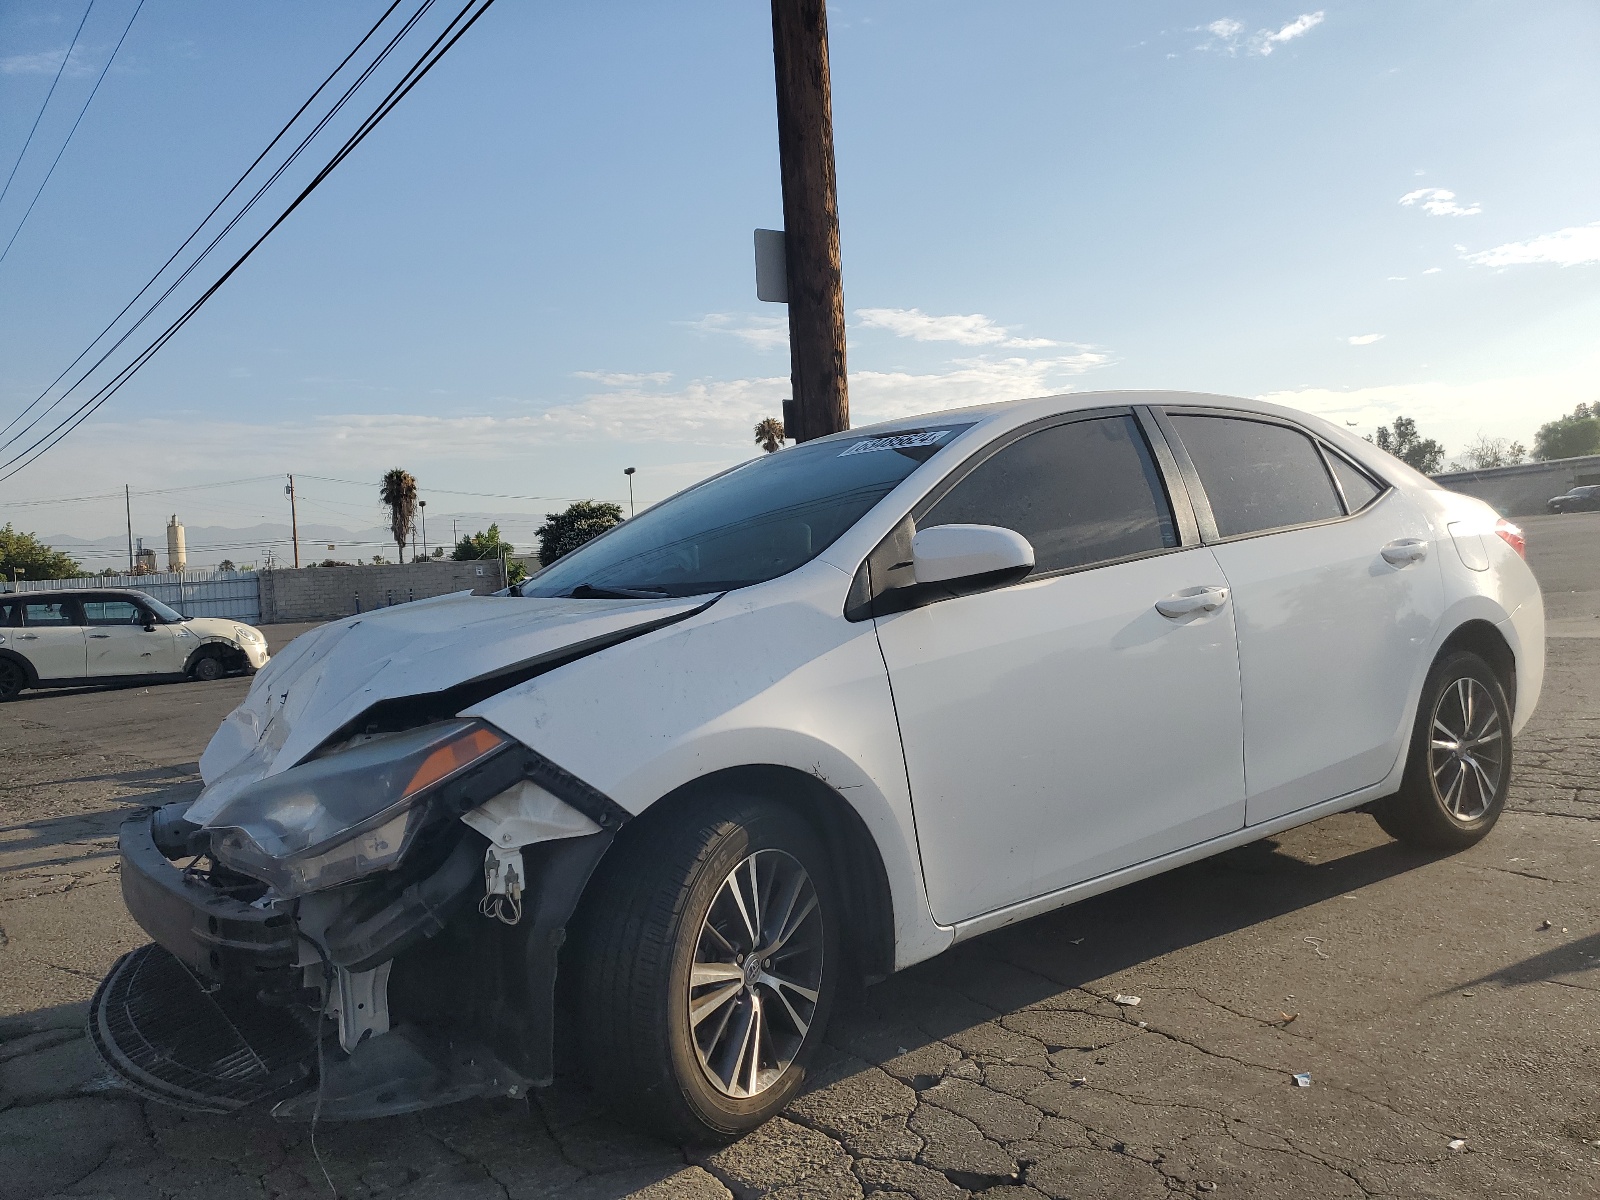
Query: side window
xmin=0 ymin=599 xmax=17 ymax=626
xmin=21 ymin=601 xmax=79 ymax=627
xmin=1171 ymin=415 xmax=1342 ymax=538
xmin=82 ymin=600 xmax=144 ymax=626
xmin=1325 ymin=451 xmax=1382 ymax=513
xmin=922 ymin=414 xmax=1178 ymax=574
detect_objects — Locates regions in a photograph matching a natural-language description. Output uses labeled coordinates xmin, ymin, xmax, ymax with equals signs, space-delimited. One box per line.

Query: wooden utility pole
xmin=286 ymin=475 xmax=301 ymax=569
xmin=124 ymin=484 xmax=134 ymax=572
xmin=771 ymin=0 xmax=848 ymax=441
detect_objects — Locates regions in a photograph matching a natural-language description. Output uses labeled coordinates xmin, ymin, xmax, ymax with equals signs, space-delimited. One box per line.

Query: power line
xmin=0 ymin=0 xmax=499 ymax=484
xmin=0 ymin=0 xmax=143 ymax=269
xmin=297 ymin=474 xmax=570 ymax=503
xmin=0 ymin=0 xmax=95 ymax=214
xmin=0 ymin=0 xmax=423 ymax=448
xmin=0 ymin=474 xmax=282 ymax=508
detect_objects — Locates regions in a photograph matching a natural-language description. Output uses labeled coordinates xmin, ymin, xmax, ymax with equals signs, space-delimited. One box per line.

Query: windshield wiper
xmin=568 ymin=583 xmax=671 ymax=600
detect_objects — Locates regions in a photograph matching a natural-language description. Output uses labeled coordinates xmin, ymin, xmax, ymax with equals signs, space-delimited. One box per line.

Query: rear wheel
xmin=1372 ymin=650 xmax=1511 ymax=850
xmin=0 ymin=657 xmax=27 ymax=700
xmin=574 ymin=795 xmax=838 ymax=1142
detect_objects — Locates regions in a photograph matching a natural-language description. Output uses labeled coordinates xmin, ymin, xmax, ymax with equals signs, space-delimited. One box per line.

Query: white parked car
xmin=0 ymin=588 xmax=269 ymax=699
xmin=91 ymin=392 xmax=1541 ymax=1141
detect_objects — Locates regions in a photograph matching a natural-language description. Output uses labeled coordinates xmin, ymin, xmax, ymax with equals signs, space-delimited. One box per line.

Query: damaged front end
xmin=89 ymin=718 xmax=628 ymax=1120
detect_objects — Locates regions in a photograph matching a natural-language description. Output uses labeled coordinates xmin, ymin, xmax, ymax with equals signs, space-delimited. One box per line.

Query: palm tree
xmin=379 ymin=468 xmax=418 ymax=563
xmin=755 ymin=416 xmax=786 ymax=454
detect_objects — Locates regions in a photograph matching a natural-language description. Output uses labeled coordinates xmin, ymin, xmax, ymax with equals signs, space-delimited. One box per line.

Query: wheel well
xmin=615 ymin=764 xmax=897 ymax=986
xmin=1438 ymin=619 xmax=1516 ymax=711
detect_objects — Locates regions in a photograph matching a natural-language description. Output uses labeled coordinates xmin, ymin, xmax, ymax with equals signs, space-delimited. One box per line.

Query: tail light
xmin=1494 ymin=519 xmax=1526 ymax=559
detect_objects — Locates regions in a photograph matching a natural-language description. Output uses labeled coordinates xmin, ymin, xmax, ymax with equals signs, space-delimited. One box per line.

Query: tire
xmin=1371 ymin=650 xmax=1511 ymax=850
xmin=573 ymin=794 xmax=839 ymax=1142
xmin=190 ymin=654 xmax=225 ymax=683
xmin=0 ymin=657 xmax=27 ymax=701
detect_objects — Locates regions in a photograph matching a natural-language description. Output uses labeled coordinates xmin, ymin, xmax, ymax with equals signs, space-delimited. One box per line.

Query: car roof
xmin=5 ymin=588 xmax=152 ymax=602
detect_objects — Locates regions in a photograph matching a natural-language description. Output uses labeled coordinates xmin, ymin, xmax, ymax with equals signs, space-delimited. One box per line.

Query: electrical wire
xmin=0 ymin=0 xmax=95 ymax=213
xmin=0 ymin=0 xmax=426 ymax=448
xmin=0 ymin=0 xmax=499 ymax=484
xmin=0 ymin=0 xmax=143 ymax=269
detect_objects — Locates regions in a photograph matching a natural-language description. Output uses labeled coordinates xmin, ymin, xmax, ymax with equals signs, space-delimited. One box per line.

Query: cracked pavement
xmin=3 ymin=519 xmax=1599 ymax=1199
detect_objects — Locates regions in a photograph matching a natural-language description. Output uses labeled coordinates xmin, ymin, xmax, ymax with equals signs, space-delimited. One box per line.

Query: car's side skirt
xmin=947 ymin=780 xmax=1396 ymax=945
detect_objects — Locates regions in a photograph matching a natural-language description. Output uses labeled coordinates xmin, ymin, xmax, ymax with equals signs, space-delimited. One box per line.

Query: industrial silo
xmin=166 ymin=515 xmax=187 ymax=573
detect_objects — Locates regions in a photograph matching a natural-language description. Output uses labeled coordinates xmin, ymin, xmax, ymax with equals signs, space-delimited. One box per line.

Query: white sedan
xmin=0 ymin=588 xmax=269 ymax=699
xmin=91 ymin=391 xmax=1541 ymax=1142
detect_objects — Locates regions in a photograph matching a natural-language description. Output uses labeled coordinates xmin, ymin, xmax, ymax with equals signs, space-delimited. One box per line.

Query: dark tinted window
xmin=1326 ymin=451 xmax=1381 ymax=513
xmin=1173 ymin=415 xmax=1342 ymax=538
xmin=0 ymin=599 xmax=18 ymax=626
xmin=21 ymin=600 xmax=79 ymax=627
xmin=523 ymin=424 xmax=973 ymax=597
xmin=82 ymin=599 xmax=144 ymax=626
xmin=922 ymin=415 xmax=1177 ymax=573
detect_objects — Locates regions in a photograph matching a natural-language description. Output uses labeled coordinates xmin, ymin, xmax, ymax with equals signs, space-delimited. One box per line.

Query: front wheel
xmin=190 ymin=654 xmax=225 ymax=683
xmin=1372 ymin=650 xmax=1511 ymax=850
xmin=573 ymin=795 xmax=838 ymax=1142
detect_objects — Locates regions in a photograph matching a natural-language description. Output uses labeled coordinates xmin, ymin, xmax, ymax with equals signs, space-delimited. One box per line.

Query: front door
xmin=873 ymin=413 xmax=1247 ymax=925
xmin=1164 ymin=412 xmax=1447 ymax=825
xmin=15 ymin=599 xmax=87 ymax=680
xmin=82 ymin=597 xmax=182 ymax=676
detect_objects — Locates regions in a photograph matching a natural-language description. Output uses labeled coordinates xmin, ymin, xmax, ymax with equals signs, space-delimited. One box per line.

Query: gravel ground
xmin=1 ymin=523 xmax=1597 ymax=1200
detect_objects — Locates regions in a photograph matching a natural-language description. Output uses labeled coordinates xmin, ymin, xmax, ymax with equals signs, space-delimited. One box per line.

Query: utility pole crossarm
xmin=771 ymin=0 xmax=849 ymax=442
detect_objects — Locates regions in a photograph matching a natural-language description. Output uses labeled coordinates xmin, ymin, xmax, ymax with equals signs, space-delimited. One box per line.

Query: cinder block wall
xmin=1433 ymin=455 xmax=1600 ymax=516
xmin=258 ymin=560 xmax=507 ymax=623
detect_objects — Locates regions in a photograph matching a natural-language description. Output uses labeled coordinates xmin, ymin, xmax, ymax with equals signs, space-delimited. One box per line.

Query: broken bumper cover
xmin=90 ymin=808 xmax=614 ymax=1119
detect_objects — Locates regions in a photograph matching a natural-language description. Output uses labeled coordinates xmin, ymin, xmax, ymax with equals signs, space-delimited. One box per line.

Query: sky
xmin=1 ymin=1 xmax=1597 ymax=566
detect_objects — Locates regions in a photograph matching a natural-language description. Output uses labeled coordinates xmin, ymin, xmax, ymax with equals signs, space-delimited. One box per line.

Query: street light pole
xmin=419 ymin=500 xmax=428 ymax=557
xmin=624 ymin=467 xmax=636 ymax=517
xmin=771 ymin=0 xmax=849 ymax=442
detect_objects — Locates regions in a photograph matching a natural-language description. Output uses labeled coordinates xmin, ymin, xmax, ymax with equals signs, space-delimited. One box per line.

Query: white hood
xmin=186 ymin=591 xmax=711 ymax=824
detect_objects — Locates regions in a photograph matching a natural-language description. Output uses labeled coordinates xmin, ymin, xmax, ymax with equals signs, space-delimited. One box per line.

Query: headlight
xmin=207 ymin=720 xmax=507 ymax=897
xmin=233 ymin=625 xmax=264 ymax=643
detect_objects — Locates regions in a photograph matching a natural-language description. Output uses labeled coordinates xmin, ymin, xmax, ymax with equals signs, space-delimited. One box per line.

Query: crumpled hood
xmin=186 ymin=591 xmax=710 ymax=824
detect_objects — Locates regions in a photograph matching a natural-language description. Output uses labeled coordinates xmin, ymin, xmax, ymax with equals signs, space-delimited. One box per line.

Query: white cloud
xmin=1347 ymin=334 xmax=1385 ymax=345
xmin=1462 ymin=221 xmax=1600 ymax=268
xmin=1250 ymin=11 xmax=1325 ymax=54
xmin=1386 ymin=276 xmax=1407 ymax=282
xmin=1398 ymin=188 xmax=1481 ymax=217
xmin=855 ymin=307 xmax=1057 ymax=348
xmin=572 ymin=370 xmax=673 ymax=387
xmin=682 ymin=313 xmax=790 ymax=351
xmin=0 ymin=47 xmax=92 ymax=75
xmin=1197 ymin=12 xmax=1324 ymax=55
xmin=1422 ymin=266 xmax=1443 ymax=274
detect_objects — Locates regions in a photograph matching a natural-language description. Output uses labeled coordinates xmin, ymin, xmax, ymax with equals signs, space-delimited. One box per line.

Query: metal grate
xmin=89 ymin=943 xmax=316 ymax=1112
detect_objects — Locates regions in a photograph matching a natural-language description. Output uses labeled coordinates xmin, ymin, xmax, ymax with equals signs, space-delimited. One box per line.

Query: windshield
xmin=523 ymin=424 xmax=974 ymax=598
xmin=141 ymin=595 xmax=188 ymax=622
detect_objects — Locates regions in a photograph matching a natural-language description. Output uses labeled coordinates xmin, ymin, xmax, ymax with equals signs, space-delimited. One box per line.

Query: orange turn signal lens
xmin=402 ymin=725 xmax=505 ymax=798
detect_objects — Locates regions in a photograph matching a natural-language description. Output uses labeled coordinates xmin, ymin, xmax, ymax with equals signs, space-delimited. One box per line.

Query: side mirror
xmin=144 ymin=623 xmax=157 ymax=632
xmin=911 ymin=524 xmax=1034 ymax=585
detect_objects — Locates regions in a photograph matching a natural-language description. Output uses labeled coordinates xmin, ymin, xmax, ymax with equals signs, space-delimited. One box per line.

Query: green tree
xmin=452 ymin=523 xmax=526 ymax=584
xmin=1532 ymin=402 xmax=1600 ymax=461
xmin=755 ymin=416 xmax=786 ymax=453
xmin=536 ymin=501 xmax=623 ymax=567
xmin=1368 ymin=415 xmax=1445 ymax=474
xmin=0 ymin=524 xmax=84 ymax=582
xmin=217 ymin=559 xmax=237 ymax=572
xmin=1452 ymin=434 xmax=1527 ymax=471
xmin=379 ymin=468 xmax=418 ymax=563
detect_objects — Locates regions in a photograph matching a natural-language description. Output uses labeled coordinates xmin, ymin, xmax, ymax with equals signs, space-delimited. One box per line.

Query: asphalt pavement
xmin=1 ymin=520 xmax=1596 ymax=1199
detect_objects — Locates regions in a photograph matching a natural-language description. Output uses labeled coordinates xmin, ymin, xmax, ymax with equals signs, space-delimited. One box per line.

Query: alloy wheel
xmin=1428 ymin=676 xmax=1504 ymax=821
xmin=0 ymin=659 xmax=24 ymax=699
xmin=687 ymin=848 xmax=824 ymax=1099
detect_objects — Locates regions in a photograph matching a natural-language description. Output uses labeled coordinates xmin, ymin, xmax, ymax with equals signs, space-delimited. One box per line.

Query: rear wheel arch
xmin=1436 ymin=619 xmax=1516 ymax=714
xmin=0 ymin=648 xmax=36 ymax=695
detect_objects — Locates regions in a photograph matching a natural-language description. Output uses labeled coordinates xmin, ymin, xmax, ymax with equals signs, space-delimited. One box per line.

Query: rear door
xmin=871 ymin=410 xmax=1247 ymax=923
xmin=1159 ymin=409 xmax=1445 ymax=825
xmin=82 ymin=596 xmax=182 ymax=676
xmin=14 ymin=597 xmax=88 ymax=680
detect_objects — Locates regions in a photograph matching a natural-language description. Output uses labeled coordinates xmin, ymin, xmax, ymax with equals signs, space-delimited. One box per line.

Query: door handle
xmin=1155 ymin=586 xmax=1230 ymax=618
xmin=1381 ymin=538 xmax=1428 ymax=566
xmin=89 ymin=633 xmax=110 ymax=639
xmin=18 ymin=633 xmax=39 ymax=640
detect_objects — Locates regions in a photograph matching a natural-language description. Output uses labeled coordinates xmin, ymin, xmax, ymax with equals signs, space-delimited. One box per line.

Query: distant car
xmin=1546 ymin=485 xmax=1600 ymax=514
xmin=0 ymin=588 xmax=269 ymax=700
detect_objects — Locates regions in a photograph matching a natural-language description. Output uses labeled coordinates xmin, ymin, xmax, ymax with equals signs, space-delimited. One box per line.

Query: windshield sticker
xmin=839 ymin=429 xmax=952 ymax=457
